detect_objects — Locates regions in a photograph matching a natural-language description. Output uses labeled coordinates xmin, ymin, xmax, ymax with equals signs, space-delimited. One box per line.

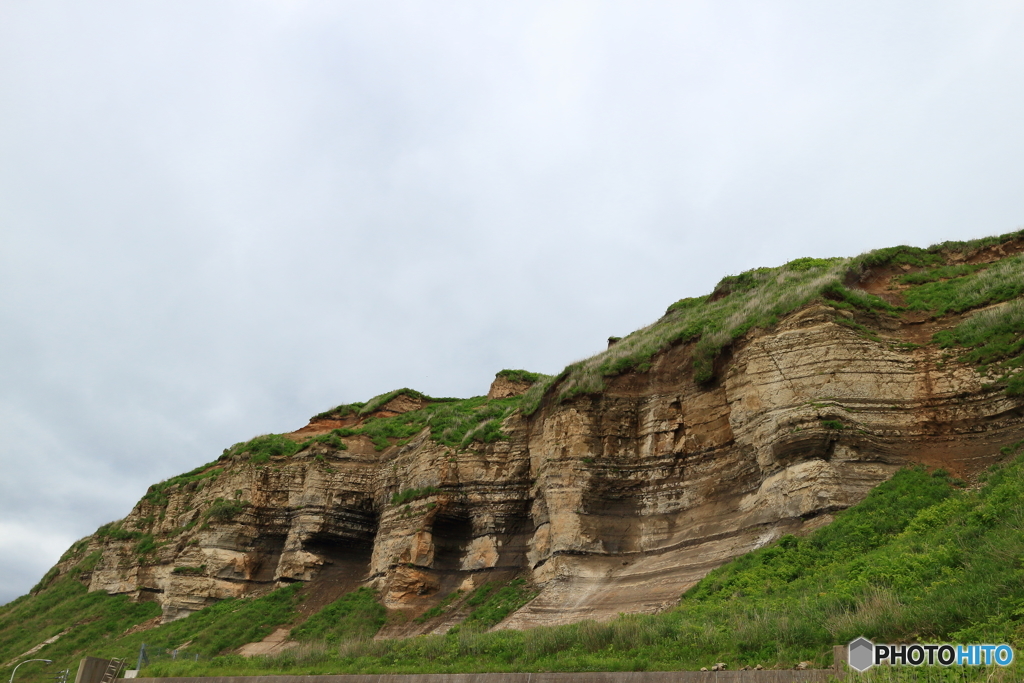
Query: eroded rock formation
xmin=42 ymin=282 xmax=1024 ymax=634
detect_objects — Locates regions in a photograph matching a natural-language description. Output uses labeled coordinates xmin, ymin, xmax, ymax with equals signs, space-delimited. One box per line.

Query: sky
xmin=2 ymin=1 xmax=1024 ymax=605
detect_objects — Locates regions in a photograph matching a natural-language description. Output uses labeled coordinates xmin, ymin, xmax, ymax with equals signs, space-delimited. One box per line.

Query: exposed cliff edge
xmin=31 ymin=232 xmax=1024 ymax=642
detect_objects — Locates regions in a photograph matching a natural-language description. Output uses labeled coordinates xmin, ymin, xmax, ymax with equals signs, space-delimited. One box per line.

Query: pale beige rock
xmin=488 ymin=376 xmax=533 ymax=400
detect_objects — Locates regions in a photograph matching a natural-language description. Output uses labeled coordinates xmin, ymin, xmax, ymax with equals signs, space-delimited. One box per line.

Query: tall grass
xmin=933 ymin=299 xmax=1024 ymax=394
xmin=904 ymin=254 xmax=1024 ymax=315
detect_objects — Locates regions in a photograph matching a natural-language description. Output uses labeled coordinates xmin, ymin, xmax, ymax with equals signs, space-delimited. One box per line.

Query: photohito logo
xmin=847 ymin=637 xmax=1014 ymax=672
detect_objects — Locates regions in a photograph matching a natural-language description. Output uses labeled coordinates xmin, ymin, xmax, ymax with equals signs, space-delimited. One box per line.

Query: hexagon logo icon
xmin=848 ymin=637 xmax=874 ymax=672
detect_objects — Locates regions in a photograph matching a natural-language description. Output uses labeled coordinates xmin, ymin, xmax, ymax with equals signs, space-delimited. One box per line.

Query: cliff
xmin=31 ymin=232 xmax=1024 ymax=642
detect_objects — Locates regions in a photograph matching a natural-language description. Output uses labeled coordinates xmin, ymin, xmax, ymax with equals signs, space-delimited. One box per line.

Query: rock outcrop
xmin=40 ymin=261 xmax=1024 ymax=634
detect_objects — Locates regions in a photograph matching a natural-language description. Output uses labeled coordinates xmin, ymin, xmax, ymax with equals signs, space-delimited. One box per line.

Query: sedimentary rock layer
xmin=47 ymin=301 xmax=1024 ymax=632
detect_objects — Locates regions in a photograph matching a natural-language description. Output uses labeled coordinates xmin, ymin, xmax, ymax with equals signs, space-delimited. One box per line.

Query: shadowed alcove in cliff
xmin=431 ymin=513 xmax=473 ymax=571
xmin=249 ymin=534 xmax=287 ymax=583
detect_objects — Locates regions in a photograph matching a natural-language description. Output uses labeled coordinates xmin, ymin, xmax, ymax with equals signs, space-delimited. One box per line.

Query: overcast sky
xmin=2 ymin=1 xmax=1023 ymax=605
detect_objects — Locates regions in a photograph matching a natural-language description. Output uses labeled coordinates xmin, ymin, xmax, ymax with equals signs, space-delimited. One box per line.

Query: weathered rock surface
xmin=487 ymin=376 xmax=534 ymax=400
xmin=43 ymin=299 xmax=1024 ymax=633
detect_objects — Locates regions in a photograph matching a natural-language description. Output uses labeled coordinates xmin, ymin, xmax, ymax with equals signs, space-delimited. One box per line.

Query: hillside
xmin=5 ymin=230 xmax=1024 ymax=679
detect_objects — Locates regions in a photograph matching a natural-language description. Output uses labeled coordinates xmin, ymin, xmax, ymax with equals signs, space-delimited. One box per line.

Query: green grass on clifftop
xmin=525 ymin=230 xmax=1024 ymax=412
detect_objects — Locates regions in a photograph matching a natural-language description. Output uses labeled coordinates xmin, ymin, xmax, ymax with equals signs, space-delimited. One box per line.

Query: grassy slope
xmin=0 ymin=573 xmax=535 ymax=683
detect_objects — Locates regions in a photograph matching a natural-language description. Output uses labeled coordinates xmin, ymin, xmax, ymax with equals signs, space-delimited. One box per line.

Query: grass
xmin=415 ymin=589 xmax=463 ymax=623
xmin=226 ymin=434 xmax=303 ymax=464
xmin=0 ymin=575 xmax=308 ymax=683
xmin=312 ymin=401 xmax=366 ymax=420
xmin=334 ymin=394 xmax=527 ymax=452
xmin=289 ymin=588 xmax=386 ymax=644
xmin=105 ymin=446 xmax=1024 ymax=677
xmin=903 ymin=253 xmax=1024 ymax=315
xmin=218 ymin=393 xmax=530 ymax=461
xmin=494 ymin=369 xmax=546 ymax=385
xmin=142 ymin=461 xmax=223 ymax=507
xmin=204 ymin=497 xmax=249 ymax=522
xmin=896 ymin=262 xmax=988 ymax=285
xmin=391 ymin=487 xmax=441 ymax=506
xmin=303 ymin=430 xmax=349 ymax=450
xmin=171 ymin=565 xmax=206 ymax=575
xmin=457 ymin=579 xmax=539 ymax=631
xmin=934 ymin=300 xmax=1024 ymax=395
xmin=310 ymin=383 xmax=548 ymax=453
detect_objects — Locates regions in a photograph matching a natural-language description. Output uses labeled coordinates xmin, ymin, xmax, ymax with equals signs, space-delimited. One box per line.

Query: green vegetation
xmin=290 ymin=588 xmax=385 ymax=644
xmin=142 ymin=461 xmax=223 ymax=507
xmin=226 ymin=434 xmax=303 ymax=464
xmin=547 ymin=255 xmax=865 ymax=403
xmin=0 ymin=573 xmax=307 ymax=683
xmin=204 ymin=498 xmax=249 ymax=522
xmin=135 ymin=450 xmax=1024 ymax=676
xmin=896 ymin=262 xmax=987 ymax=285
xmin=520 ymin=230 xmax=1024 ymax=413
xmin=0 ymin=554 xmax=160 ymax=683
xmin=935 ymin=300 xmax=1024 ymax=395
xmin=332 ymin=394 xmax=525 ymax=452
xmin=304 ymin=430 xmax=349 ymax=450
xmin=135 ymin=534 xmax=157 ymax=557
xmin=354 ymin=388 xmax=464 ymax=417
xmin=857 ymin=244 xmax=946 ymax=269
xmin=94 ymin=521 xmax=145 ymax=541
xmin=495 ymin=369 xmax=546 ymax=385
xmin=312 ymin=385 xmax=544 ymax=454
xmin=903 ymin=253 xmax=1024 ymax=315
xmin=312 ymin=401 xmax=366 ymax=420
xmin=458 ymin=579 xmax=539 ymax=631
xmin=819 ymin=419 xmax=844 ymax=430
xmin=391 ymin=487 xmax=441 ymax=506
xmin=415 ymin=589 xmax=463 ymax=623
xmin=171 ymin=565 xmax=206 ymax=575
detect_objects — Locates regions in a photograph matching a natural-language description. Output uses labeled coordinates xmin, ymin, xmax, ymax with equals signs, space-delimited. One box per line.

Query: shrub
xmin=205 ymin=498 xmax=249 ymax=523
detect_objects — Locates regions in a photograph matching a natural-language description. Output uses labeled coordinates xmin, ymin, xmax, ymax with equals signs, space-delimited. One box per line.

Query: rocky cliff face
xmin=40 ymin=253 xmax=1024 ymax=636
